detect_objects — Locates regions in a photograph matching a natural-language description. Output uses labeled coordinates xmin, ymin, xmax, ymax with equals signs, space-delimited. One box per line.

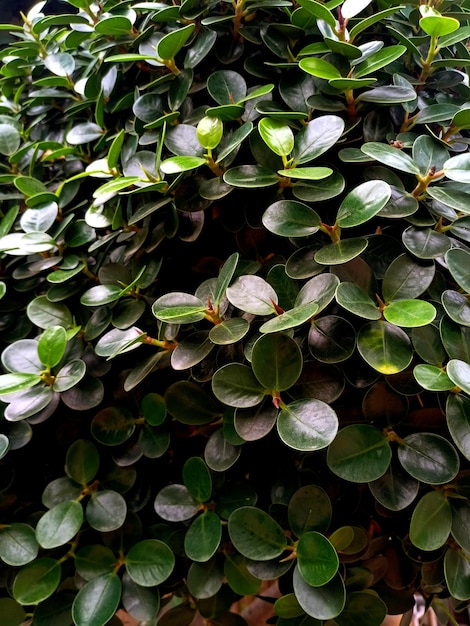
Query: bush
xmin=1 ymin=1 xmax=470 ymax=624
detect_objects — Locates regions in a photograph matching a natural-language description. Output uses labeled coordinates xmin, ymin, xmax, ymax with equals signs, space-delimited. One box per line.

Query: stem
xmin=417 ymin=35 xmax=439 ymax=86
xmin=233 ymin=0 xmax=244 ymax=41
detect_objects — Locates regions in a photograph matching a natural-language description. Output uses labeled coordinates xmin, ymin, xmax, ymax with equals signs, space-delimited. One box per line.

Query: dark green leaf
xmin=184 ymin=511 xmax=222 ymax=562
xmin=252 ymin=333 xmax=302 ymax=391
xmin=36 ymin=500 xmax=83 ymax=549
xmin=277 ymin=399 xmax=338 ymax=452
xmin=228 ymin=506 xmax=287 ymax=560
xmin=410 ymin=491 xmax=452 ymax=550
xmin=293 ymin=568 xmax=345 ymax=620
xmin=398 ymin=433 xmax=460 ymax=484
xmin=71 ymin=573 xmax=121 ymax=626
xmin=13 ymin=558 xmax=61 ymax=605
xmin=357 ymin=320 xmax=413 ymax=374
xmin=126 ymin=539 xmax=175 ymax=586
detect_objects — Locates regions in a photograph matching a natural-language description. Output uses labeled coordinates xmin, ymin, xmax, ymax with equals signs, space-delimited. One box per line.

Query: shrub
xmin=1 ymin=1 xmax=470 ymax=624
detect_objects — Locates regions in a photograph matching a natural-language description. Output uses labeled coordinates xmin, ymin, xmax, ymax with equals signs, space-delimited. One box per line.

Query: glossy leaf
xmin=327 ymin=424 xmax=391 ymax=482
xmin=165 ymin=381 xmax=220 ymax=424
xmin=293 ymin=568 xmax=346 ymax=620
xmin=297 ymin=532 xmax=338 ymax=587
xmin=126 ymin=539 xmax=175 ymax=586
xmin=13 ymin=558 xmax=61 ymax=605
xmin=382 ymin=254 xmax=434 ymax=301
xmin=410 ymin=491 xmax=452 ymax=551
xmin=262 ymin=200 xmax=321 ymax=237
xmin=308 ymin=315 xmax=356 ymax=364
xmin=184 ymin=511 xmax=222 ymax=562
xmin=154 ymin=484 xmax=199 ymax=522
xmin=71 ymin=573 xmax=121 ymax=626
xmin=447 ymin=394 xmax=470 ymax=461
xmin=251 ymin=333 xmax=303 ymax=391
xmin=260 ymin=302 xmax=318 ymax=333
xmin=86 ymin=490 xmax=127 ymax=532
xmin=65 ymin=439 xmax=99 ymax=485
xmin=357 ymin=321 xmax=412 ymax=374
xmin=398 ymin=433 xmax=460 ymax=484
xmin=336 ymin=180 xmax=391 ymax=228
xmin=259 ymin=118 xmax=294 ymax=157
xmin=369 ymin=464 xmax=419 ymax=511
xmin=335 ymin=282 xmax=380 ymax=320
xmin=212 ymin=363 xmax=266 ymax=408
xmin=183 ymin=456 xmax=212 ymax=503
xmin=0 ymin=523 xmax=39 ymax=566
xmin=314 ymin=238 xmax=368 ymax=265
xmin=35 ymin=500 xmax=83 ymax=549
xmin=413 ymin=364 xmax=454 ymax=391
xmin=445 ymin=548 xmax=470 ymax=601
xmin=293 ymin=115 xmax=344 ymax=165
xmin=445 ymin=248 xmax=470 ymax=293
xmin=447 ymin=359 xmax=470 ymax=396
xmin=226 ymin=275 xmax=278 ymax=315
xmin=156 ymin=23 xmax=195 ymax=60
xmin=277 ymin=399 xmax=338 ymax=452
xmin=383 ymin=299 xmax=436 ymax=328
xmin=361 ymin=143 xmax=420 ymax=175
xmin=288 ymin=485 xmax=332 ymax=536
xmin=228 ymin=506 xmax=287 ymax=560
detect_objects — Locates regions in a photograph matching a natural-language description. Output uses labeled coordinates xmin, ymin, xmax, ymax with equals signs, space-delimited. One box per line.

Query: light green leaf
xmin=259 ymin=118 xmax=294 ymax=158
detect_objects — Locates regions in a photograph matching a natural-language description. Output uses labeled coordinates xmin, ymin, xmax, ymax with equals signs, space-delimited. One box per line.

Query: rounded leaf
xmin=336 ymin=180 xmax=391 ymax=228
xmin=327 ymin=424 xmax=391 ymax=482
xmin=183 ymin=456 xmax=212 ymax=503
xmin=383 ymin=299 xmax=436 ymax=328
xmin=226 ymin=275 xmax=278 ymax=315
xmin=357 ymin=320 xmax=412 ymax=374
xmin=212 ymin=364 xmax=266 ymax=408
xmin=369 ymin=464 xmax=419 ymax=511
xmin=262 ymin=200 xmax=321 ymax=237
xmin=398 ymin=433 xmax=460 ymax=484
xmin=293 ymin=568 xmax=345 ymax=620
xmin=314 ymin=238 xmax=368 ymax=265
xmin=0 ymin=523 xmax=39 ymax=566
xmin=447 ymin=394 xmax=470 ymax=461
xmin=228 ymin=507 xmax=287 ymax=560
xmin=258 ymin=118 xmax=294 ymax=157
xmin=252 ymin=333 xmax=302 ymax=391
xmin=86 ymin=490 xmax=127 ymax=532
xmin=410 ymin=491 xmax=452 ymax=550
xmin=126 ymin=539 xmax=175 ymax=586
xmin=65 ymin=439 xmax=99 ymax=485
xmin=277 ymin=399 xmax=338 ymax=452
xmin=13 ymin=558 xmax=61 ymax=605
xmin=36 ymin=500 xmax=83 ymax=549
xmin=154 ymin=484 xmax=199 ymax=522
xmin=184 ymin=511 xmax=222 ymax=562
xmin=447 ymin=359 xmax=470 ymax=395
xmin=165 ymin=381 xmax=221 ymax=424
xmin=445 ymin=548 xmax=470 ymax=601
xmin=288 ymin=485 xmax=332 ymax=536
xmin=72 ymin=573 xmax=121 ymax=626
xmin=297 ymin=532 xmax=339 ymax=586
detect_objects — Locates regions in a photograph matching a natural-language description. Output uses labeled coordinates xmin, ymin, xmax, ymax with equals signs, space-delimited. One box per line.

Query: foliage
xmin=1 ymin=0 xmax=470 ymax=624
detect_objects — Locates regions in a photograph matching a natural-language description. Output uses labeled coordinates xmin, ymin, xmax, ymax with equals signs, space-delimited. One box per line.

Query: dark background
xmin=1 ymin=0 xmax=65 ymax=24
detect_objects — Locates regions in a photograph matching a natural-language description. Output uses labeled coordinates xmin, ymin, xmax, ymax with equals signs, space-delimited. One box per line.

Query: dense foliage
xmin=1 ymin=0 xmax=470 ymax=624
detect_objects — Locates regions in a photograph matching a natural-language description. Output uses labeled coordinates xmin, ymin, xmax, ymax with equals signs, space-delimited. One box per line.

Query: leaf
xmin=37 ymin=325 xmax=67 ymax=369
xmin=299 ymin=58 xmax=342 ymax=80
xmin=44 ymin=53 xmax=75 ymax=77
xmin=398 ymin=433 xmax=460 ymax=484
xmin=184 ymin=511 xmax=222 ymax=562
xmin=0 ymin=524 xmax=38 ymax=566
xmin=293 ymin=115 xmax=344 ymax=164
xmin=0 ymin=124 xmax=21 ymax=156
xmin=226 ymin=275 xmax=278 ymax=315
xmin=65 ymin=439 xmax=99 ymax=485
xmin=75 ymin=545 xmax=116 ymax=581
xmin=197 ymin=116 xmax=223 ymax=150
xmin=361 ymin=142 xmax=420 ymax=175
xmin=207 ymin=70 xmax=247 ymax=105
xmin=156 ymin=23 xmax=195 ymax=60
xmin=152 ymin=292 xmax=206 ymax=324
xmin=86 ymin=490 xmax=127 ymax=532
xmin=327 ymin=424 xmax=391 ymax=482
xmin=445 ymin=248 xmax=470 ymax=293
xmin=413 ymin=364 xmax=454 ymax=391
xmin=13 ymin=558 xmax=61 ymax=605
xmin=336 ymin=591 xmax=387 ymax=626
xmin=369 ymin=464 xmax=419 ymax=511
xmin=72 ymin=573 xmax=121 ymax=626
xmin=251 ymin=333 xmax=302 ymax=391
xmin=213 ymin=251 xmax=239 ymax=306
xmin=204 ymin=427 xmax=241 ymax=471
xmin=277 ymin=398 xmax=338 ymax=452
xmin=223 ymin=165 xmax=279 ymax=188
xmin=154 ymin=484 xmax=199 ymax=522
xmin=212 ymin=364 xmax=266 ymax=408
xmin=259 ymin=301 xmax=318 ymax=333
xmin=160 ymin=155 xmax=206 ymax=174
xmin=0 ymin=598 xmax=25 ymax=626
xmin=171 ymin=331 xmax=214 ymax=371
xmin=447 ymin=394 xmax=470 ymax=461
xmin=165 ymin=381 xmax=220 ymax=425
xmin=53 ymin=359 xmax=86 ymax=392
xmin=383 ymin=299 xmax=436 ymax=328
xmin=0 ymin=373 xmax=42 ymax=395
xmin=35 ymin=500 xmax=83 ymax=549
xmin=447 ymin=359 xmax=470 ymax=395
xmin=382 ymin=254 xmax=435 ymax=301
xmin=293 ymin=568 xmax=346 ymax=620
xmin=357 ymin=320 xmax=413 ymax=374
xmin=445 ymin=548 xmax=470 ymax=601
xmin=342 ymin=0 xmax=373 ymax=18
xmin=335 ymin=282 xmax=380 ymax=320
xmin=125 ymin=539 xmax=175 ymax=586
xmin=183 ymin=456 xmax=212 ymax=503
xmin=66 ymin=122 xmax=104 ymax=145
xmin=262 ymin=199 xmax=321 ymax=237
xmin=296 ymin=532 xmax=338 ymax=587
xmin=444 ymin=153 xmax=470 ymax=183
xmin=209 ymin=318 xmax=250 ymax=345
xmin=308 ymin=315 xmax=356 ymax=364
xmin=228 ymin=506 xmax=287 ymax=560
xmin=296 ymin=0 xmax=336 ymax=28
xmin=258 ymin=118 xmax=294 ymax=157
xmin=288 ymin=485 xmax=332 ymax=536
xmin=420 ymin=12 xmax=459 ymax=37
xmin=314 ymin=238 xmax=369 ymax=265
xmin=410 ymin=491 xmax=452 ymax=550
xmin=354 ymin=45 xmax=406 ymax=78
xmin=336 ymin=180 xmax=391 ymax=228
xmin=402 ymin=226 xmax=451 ymax=259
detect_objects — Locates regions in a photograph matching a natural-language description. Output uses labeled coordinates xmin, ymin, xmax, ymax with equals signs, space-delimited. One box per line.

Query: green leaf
xmin=156 ymin=23 xmax=195 ymax=60
xmin=37 ymin=325 xmax=67 ymax=369
xmin=413 ymin=364 xmax=454 ymax=391
xmin=171 ymin=331 xmax=214 ymax=371
xmin=447 ymin=359 xmax=470 ymax=395
xmin=293 ymin=115 xmax=344 ymax=165
xmin=184 ymin=511 xmax=222 ymax=562
xmin=447 ymin=394 xmax=470 ymax=461
xmin=209 ymin=318 xmax=250 ymax=345
xmin=152 ymin=292 xmax=206 ymax=324
xmin=154 ymin=484 xmax=199 ymax=522
xmin=383 ymin=299 xmax=436 ymax=328
xmin=0 ymin=434 xmax=9 ymax=459
xmin=369 ymin=464 xmax=419 ymax=511
xmin=204 ymin=427 xmax=241 ymax=471
xmin=160 ymin=155 xmax=206 ymax=174
xmin=258 ymin=118 xmax=294 ymax=157
xmin=354 ymin=45 xmax=406 ymax=78
xmin=410 ymin=491 xmax=452 ymax=550
xmin=357 ymin=320 xmax=413 ymax=374
xmin=445 ymin=248 xmax=470 ymax=293
xmin=251 ymin=333 xmax=302 ymax=391
xmin=382 ymin=254 xmax=435 ymax=301
xmin=278 ymin=167 xmax=332 ymax=180
xmin=263 ymin=199 xmax=321 ymax=237
xmin=86 ymin=490 xmax=127 ymax=532
xmin=66 ymin=122 xmax=104 ymax=145
xmin=442 ymin=290 xmax=470 ymax=327
xmin=36 ymin=500 xmax=83 ymax=549
xmin=314 ymin=238 xmax=368 ymax=265
xmin=296 ymin=0 xmax=336 ymax=28
xmin=13 ymin=558 xmax=61 ymax=605
xmin=44 ymin=53 xmax=75 ymax=77
xmin=72 ymin=573 xmax=121 ymax=626
xmin=75 ymin=545 xmax=116 ymax=582
xmin=225 ymin=552 xmax=261 ymax=596
xmin=444 ymin=153 xmax=470 ymax=183
xmin=451 ymin=499 xmax=470 ymax=552
xmin=335 ymin=282 xmax=380 ymax=320
xmin=259 ymin=301 xmax=318 ymax=334
xmin=402 ymin=226 xmax=451 ymax=259
xmin=293 ymin=568 xmax=346 ymax=620
xmin=197 ymin=116 xmax=223 ymax=150
xmin=288 ymin=485 xmax=332 ymax=536
xmin=223 ymin=165 xmax=279 ymax=188
xmin=398 ymin=433 xmax=460 ymax=484
xmin=126 ymin=539 xmax=175 ymax=586
xmin=53 ymin=359 xmax=86 ymax=392
xmin=0 ymin=524 xmax=38 ymax=566
xmin=228 ymin=506 xmax=287 ymax=560
xmin=212 ymin=363 xmax=266 ymax=408
xmin=0 ymin=373 xmax=42 ymax=395
xmin=336 ymin=591 xmax=387 ymax=626
xmin=327 ymin=424 xmax=391 ymax=482
xmin=361 ymin=142 xmax=420 ymax=175
xmin=95 ymin=15 xmax=132 ymax=35
xmin=65 ymin=439 xmax=99 ymax=485
xmin=226 ymin=275 xmax=278 ymax=315
xmin=0 ymin=598 xmax=25 ymax=626
xmin=336 ymin=180 xmax=391 ymax=228
xmin=0 ymin=124 xmax=21 ymax=156
xmin=445 ymin=548 xmax=470 ymax=601
xmin=183 ymin=456 xmax=212 ymax=503
xmin=277 ymin=399 xmax=338 ymax=452
xmin=297 ymin=532 xmax=338 ymax=587
xmin=342 ymin=0 xmax=373 ymax=18
xmin=299 ymin=58 xmax=342 ymax=80
xmin=213 ymin=251 xmax=239 ymax=306
xmin=207 ymin=70 xmax=247 ymax=105
xmin=420 ymin=12 xmax=459 ymax=37
xmin=216 ymin=121 xmax=253 ymax=163
xmin=165 ymin=381 xmax=220 ymax=425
